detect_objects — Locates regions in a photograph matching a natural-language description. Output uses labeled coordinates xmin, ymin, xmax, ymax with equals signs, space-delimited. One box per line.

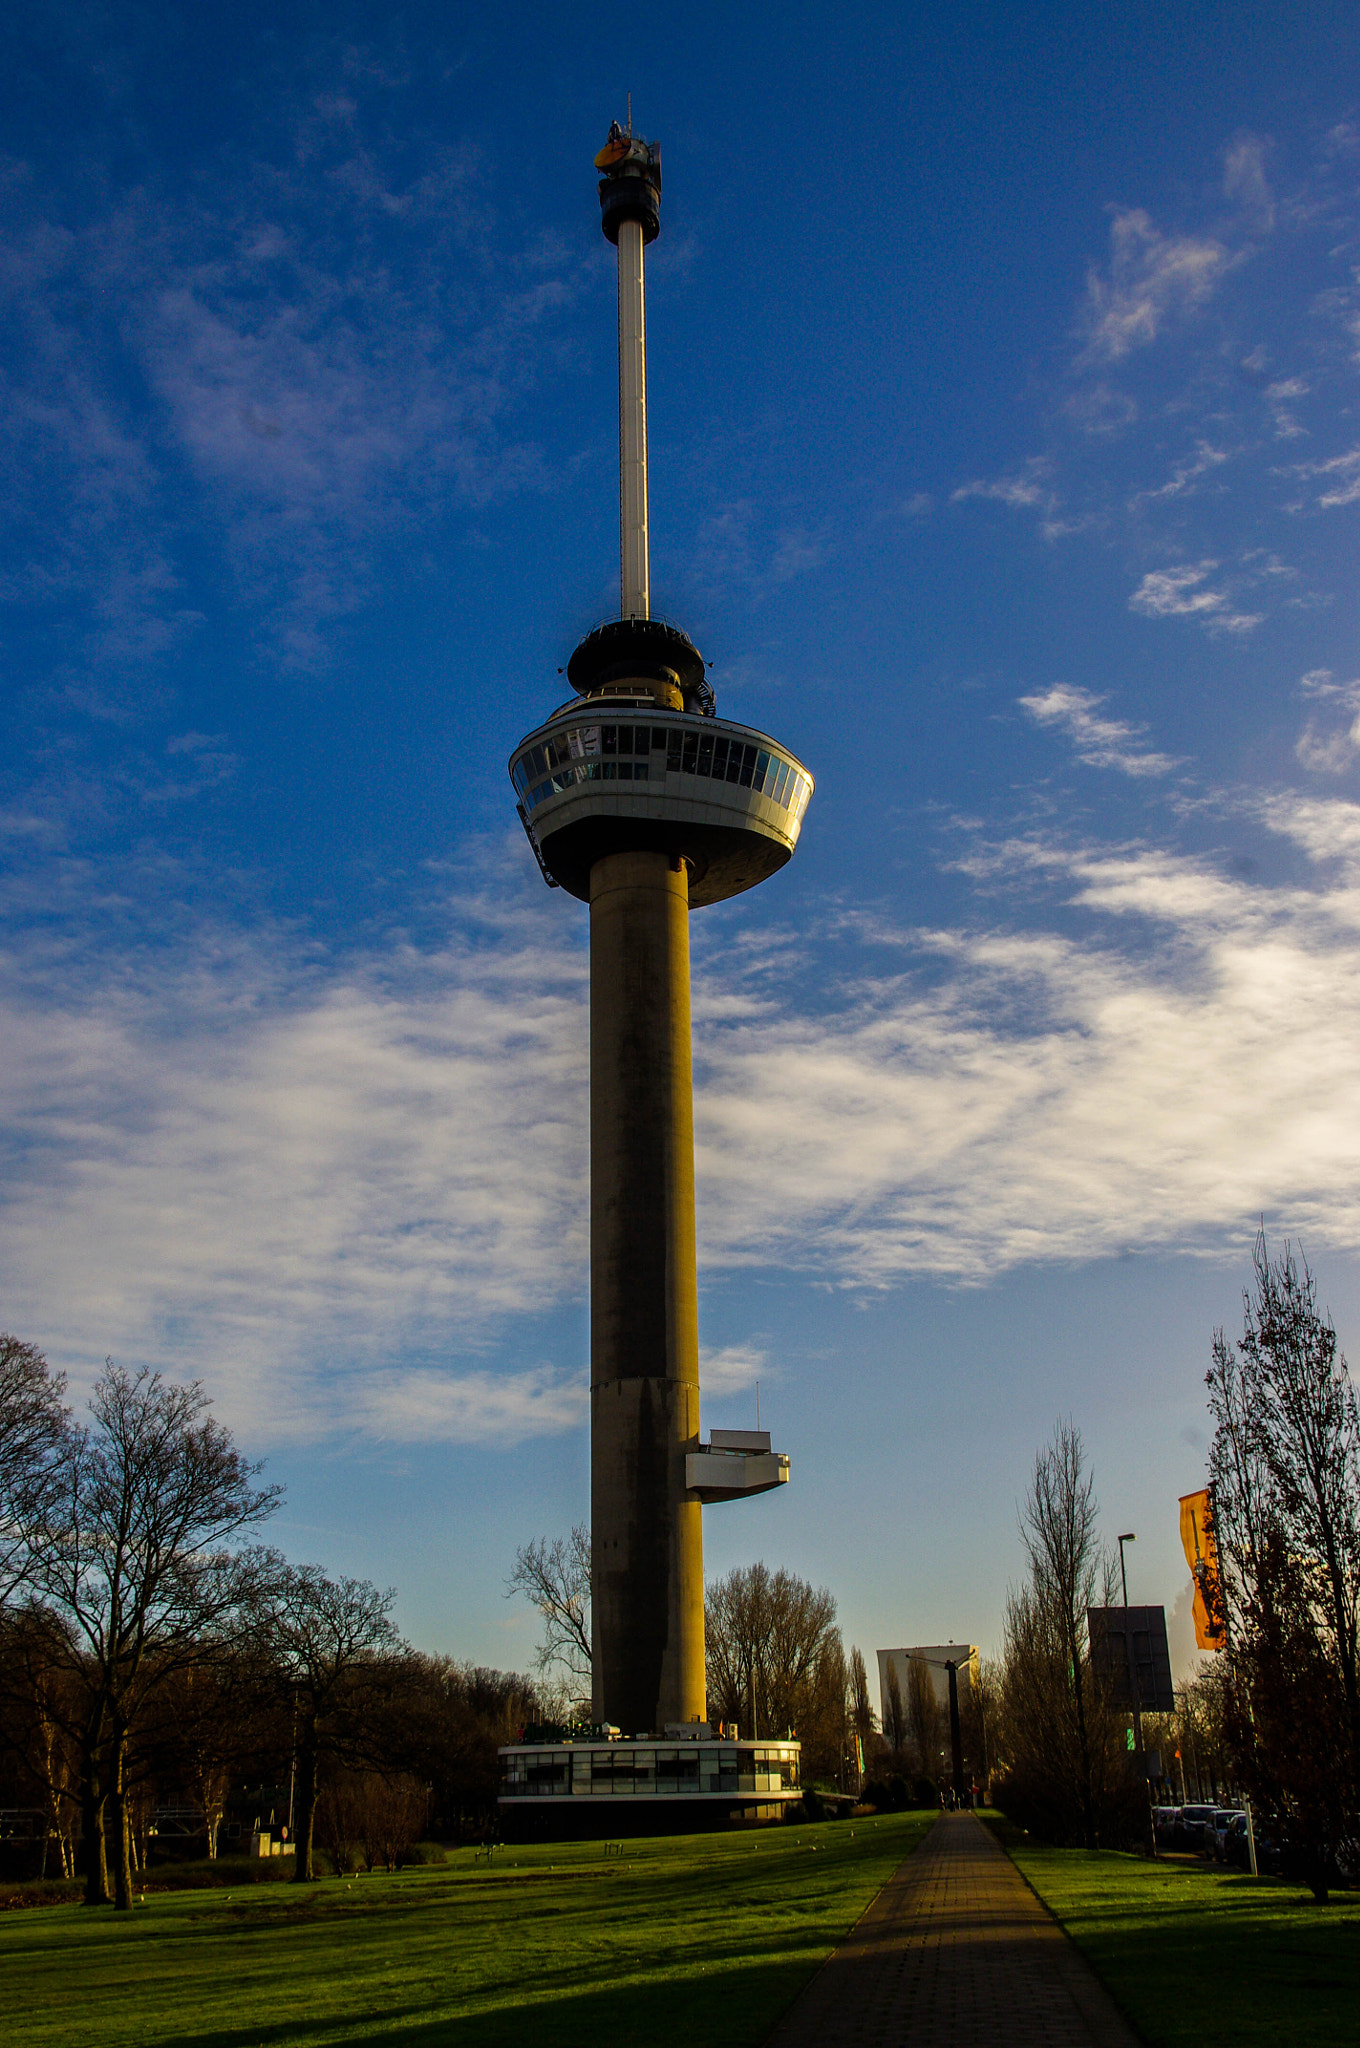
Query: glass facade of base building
xmin=500 ymin=1737 xmax=801 ymax=1805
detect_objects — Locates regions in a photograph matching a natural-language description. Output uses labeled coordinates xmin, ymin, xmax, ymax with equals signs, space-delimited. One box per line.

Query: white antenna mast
xmin=615 ymin=199 xmax=649 ymax=619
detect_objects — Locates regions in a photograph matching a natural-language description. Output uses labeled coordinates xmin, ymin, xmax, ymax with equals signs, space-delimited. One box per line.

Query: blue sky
xmin=4 ymin=1 xmax=1360 ymax=1685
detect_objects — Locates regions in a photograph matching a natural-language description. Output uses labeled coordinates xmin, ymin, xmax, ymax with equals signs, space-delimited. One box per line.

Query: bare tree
xmin=318 ymin=1766 xmax=429 ymax=1874
xmin=506 ymin=1526 xmax=591 ymax=1713
xmin=0 ymin=1335 xmax=69 ymax=1610
xmin=1207 ymin=1231 xmax=1360 ymax=1894
xmin=906 ymin=1656 xmax=944 ymax=1786
xmin=705 ymin=1562 xmax=838 ymax=1741
xmin=258 ymin=1564 xmax=401 ymax=1882
xmin=0 ymin=1606 xmax=83 ymax=1877
xmin=961 ymin=1655 xmax=996 ymax=1800
xmin=849 ymin=1645 xmax=877 ymax=1780
xmin=1010 ymin=1418 xmax=1113 ymax=1848
xmin=797 ymin=1632 xmax=854 ymax=1789
xmin=156 ymin=1640 xmax=278 ymax=1859
xmin=883 ymin=1659 xmax=906 ymax=1757
xmin=23 ymin=1364 xmax=280 ymax=1907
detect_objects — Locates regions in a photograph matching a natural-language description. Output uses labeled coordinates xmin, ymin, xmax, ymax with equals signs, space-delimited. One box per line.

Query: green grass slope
xmin=3 ymin=1812 xmax=934 ymax=2048
xmin=1003 ymin=1835 xmax=1360 ymax=2048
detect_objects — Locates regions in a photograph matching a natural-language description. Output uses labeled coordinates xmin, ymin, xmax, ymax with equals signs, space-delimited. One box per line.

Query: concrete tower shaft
xmin=589 ymin=850 xmax=704 ymax=1730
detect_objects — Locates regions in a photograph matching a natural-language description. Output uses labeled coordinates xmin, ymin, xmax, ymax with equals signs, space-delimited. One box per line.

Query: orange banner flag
xmin=1179 ymin=1489 xmax=1223 ymax=1651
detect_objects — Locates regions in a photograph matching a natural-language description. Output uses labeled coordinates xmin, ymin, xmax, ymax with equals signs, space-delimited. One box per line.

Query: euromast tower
xmin=507 ymin=124 xmax=814 ymax=1755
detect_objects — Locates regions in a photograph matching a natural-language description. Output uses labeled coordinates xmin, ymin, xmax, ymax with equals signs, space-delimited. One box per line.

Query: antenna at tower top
xmin=595 ymin=117 xmax=663 ymax=622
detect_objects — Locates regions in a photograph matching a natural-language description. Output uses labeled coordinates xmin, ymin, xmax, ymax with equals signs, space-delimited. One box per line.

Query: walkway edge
xmin=992 ymin=1828 xmax=1148 ymax=2048
xmin=761 ymin=1813 xmax=941 ymax=2043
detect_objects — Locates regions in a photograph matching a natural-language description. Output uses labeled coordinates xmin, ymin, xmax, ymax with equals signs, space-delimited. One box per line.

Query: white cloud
xmin=952 ymin=466 xmax=1048 ymax=510
xmin=1222 ymin=134 xmax=1275 ymax=232
xmin=1256 ymin=791 xmax=1360 ymax=867
xmin=951 ymin=460 xmax=1073 ymax=540
xmin=1293 ymin=669 xmax=1360 ymax=774
xmin=768 ymin=530 xmax=828 ymax=582
xmin=1134 ymin=441 xmax=1230 ymax=503
xmin=1288 ymin=447 xmax=1360 ymax=509
xmin=15 ymin=796 xmax=1360 ymax=1444
xmin=0 ymin=872 xmax=591 ymax=1442
xmin=1265 ymin=377 xmax=1309 ymax=439
xmin=0 ymin=118 xmax=583 ymax=678
xmin=1081 ymin=208 xmax=1232 ymax=361
xmin=342 ymin=1364 xmax=585 ymax=1445
xmin=1128 ymin=563 xmax=1262 ymax=635
xmin=693 ymin=820 xmax=1360 ymax=1284
xmin=1296 ymin=724 xmax=1360 ymax=775
xmin=699 ymin=1345 xmax=769 ymax=1396
xmin=1018 ymin=685 xmax=1180 ymax=777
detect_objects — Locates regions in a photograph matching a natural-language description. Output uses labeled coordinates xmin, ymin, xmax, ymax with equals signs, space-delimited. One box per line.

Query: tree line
xmin=510 ymin=1536 xmax=888 ymax=1796
xmin=1204 ymin=1234 xmax=1360 ymax=1896
xmin=0 ymin=1340 xmax=545 ymax=1905
xmin=987 ymin=1234 xmax=1360 ymax=1896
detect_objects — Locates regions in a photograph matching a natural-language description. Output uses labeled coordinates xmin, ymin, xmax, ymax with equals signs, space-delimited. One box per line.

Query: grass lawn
xmin=3 ymin=1810 xmax=934 ymax=2048
xmin=1001 ymin=1830 xmax=1360 ymax=2048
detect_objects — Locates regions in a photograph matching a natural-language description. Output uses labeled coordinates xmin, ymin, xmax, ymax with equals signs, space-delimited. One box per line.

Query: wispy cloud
xmin=341 ymin=1364 xmax=585 ymax=1446
xmin=1081 ymin=207 xmax=1232 ymax=362
xmin=0 ymin=860 xmax=590 ymax=1442
xmin=700 ymin=1345 xmax=769 ymax=1396
xmin=1018 ymin=685 xmax=1181 ymax=776
xmin=1265 ymin=377 xmax=1309 ymax=439
xmin=0 ymin=98 xmax=585 ymax=682
xmin=952 ymin=464 xmax=1049 ymax=510
xmin=1128 ymin=562 xmax=1262 ymax=635
xmin=1287 ymin=446 xmax=1360 ymax=509
xmin=694 ymin=816 xmax=1360 ymax=1284
xmin=12 ymin=799 xmax=1360 ymax=1439
xmin=1222 ymin=133 xmax=1276 ymax=232
xmin=688 ymin=501 xmax=832 ymax=603
xmin=1294 ymin=669 xmax=1360 ymax=774
xmin=1133 ymin=441 xmax=1230 ymax=503
xmin=951 ymin=459 xmax=1074 ymax=539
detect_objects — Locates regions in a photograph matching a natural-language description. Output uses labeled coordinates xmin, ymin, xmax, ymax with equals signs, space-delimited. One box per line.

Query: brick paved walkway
xmin=765 ymin=1811 xmax=1143 ymax=2047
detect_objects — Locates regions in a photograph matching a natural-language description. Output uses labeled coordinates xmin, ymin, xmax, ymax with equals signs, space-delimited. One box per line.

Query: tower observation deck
xmin=504 ymin=122 xmax=813 ymax=1792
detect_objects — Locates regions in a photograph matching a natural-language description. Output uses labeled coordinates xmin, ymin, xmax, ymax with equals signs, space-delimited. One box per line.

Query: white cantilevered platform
xmin=686 ymin=1428 xmax=790 ymax=1503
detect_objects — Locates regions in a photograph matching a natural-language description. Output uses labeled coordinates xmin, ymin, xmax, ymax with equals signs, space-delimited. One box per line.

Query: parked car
xmin=1152 ymin=1805 xmax=1180 ymax=1849
xmin=1177 ymin=1803 xmax=1217 ymax=1851
xmin=1208 ymin=1809 xmax=1245 ymax=1860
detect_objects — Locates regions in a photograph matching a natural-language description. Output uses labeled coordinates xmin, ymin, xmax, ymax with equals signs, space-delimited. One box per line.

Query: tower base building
xmin=499 ymin=1729 xmax=802 ymax=1840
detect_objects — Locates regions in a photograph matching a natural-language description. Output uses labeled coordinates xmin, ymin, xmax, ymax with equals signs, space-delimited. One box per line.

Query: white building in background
xmin=877 ymin=1644 xmax=980 ymax=1733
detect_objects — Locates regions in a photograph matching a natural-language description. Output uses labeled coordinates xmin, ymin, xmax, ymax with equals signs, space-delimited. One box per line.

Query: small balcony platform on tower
xmin=498 ymin=1724 xmax=802 ymax=1839
xmin=686 ymin=1429 xmax=789 ymax=1502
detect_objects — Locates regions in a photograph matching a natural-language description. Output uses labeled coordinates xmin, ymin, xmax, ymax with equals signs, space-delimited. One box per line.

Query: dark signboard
xmin=1086 ymin=1605 xmax=1175 ymax=1713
